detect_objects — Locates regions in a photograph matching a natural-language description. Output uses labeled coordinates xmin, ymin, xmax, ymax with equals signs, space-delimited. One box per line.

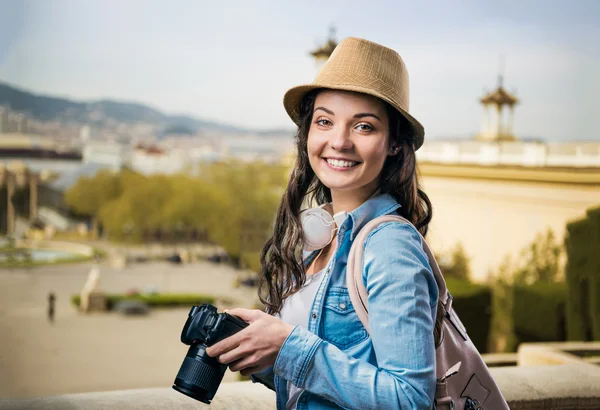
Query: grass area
xmin=0 ymin=254 xmax=94 ymax=269
xmin=50 ymin=231 xmax=95 ymax=241
xmin=0 ymin=247 xmax=105 ymax=269
xmin=71 ymin=293 xmax=218 ymax=309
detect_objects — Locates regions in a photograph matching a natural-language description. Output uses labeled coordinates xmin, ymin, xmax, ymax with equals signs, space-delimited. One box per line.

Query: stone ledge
xmin=490 ymin=363 xmax=600 ymax=410
xmin=0 ymin=381 xmax=276 ymax=410
xmin=2 ymin=363 xmax=599 ymax=410
xmin=517 ymin=341 xmax=600 ymax=367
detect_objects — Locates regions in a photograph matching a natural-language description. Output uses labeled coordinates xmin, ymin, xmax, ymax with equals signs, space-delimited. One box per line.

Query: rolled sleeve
xmin=273 ymin=325 xmax=322 ymax=387
xmin=251 ymin=366 xmax=276 ymax=391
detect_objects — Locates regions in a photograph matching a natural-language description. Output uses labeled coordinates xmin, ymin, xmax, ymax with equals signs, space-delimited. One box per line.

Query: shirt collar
xmin=346 ymin=193 xmax=401 ymax=240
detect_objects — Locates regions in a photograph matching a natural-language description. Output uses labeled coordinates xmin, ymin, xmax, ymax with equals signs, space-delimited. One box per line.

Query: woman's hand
xmin=205 ymin=308 xmax=294 ymax=376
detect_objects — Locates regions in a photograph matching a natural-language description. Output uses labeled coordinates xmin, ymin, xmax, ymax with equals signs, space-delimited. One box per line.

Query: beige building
xmin=420 ymin=164 xmax=600 ymax=282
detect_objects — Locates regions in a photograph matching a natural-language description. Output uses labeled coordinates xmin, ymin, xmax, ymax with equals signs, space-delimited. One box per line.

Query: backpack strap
xmin=346 ymin=215 xmax=450 ymax=333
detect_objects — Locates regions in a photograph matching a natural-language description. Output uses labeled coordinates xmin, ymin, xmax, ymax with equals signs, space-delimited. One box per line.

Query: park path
xmin=0 ymin=260 xmax=258 ymax=398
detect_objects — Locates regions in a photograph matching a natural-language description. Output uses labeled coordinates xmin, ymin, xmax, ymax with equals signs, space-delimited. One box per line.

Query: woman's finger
xmin=205 ymin=332 xmax=241 ymax=357
xmin=218 ymin=345 xmax=250 ymax=365
xmin=228 ymin=353 xmax=259 ymax=373
xmin=225 ymin=308 xmax=262 ymax=322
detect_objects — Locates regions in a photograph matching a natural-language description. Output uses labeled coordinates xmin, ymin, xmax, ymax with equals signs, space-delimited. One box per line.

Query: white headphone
xmin=300 ymin=204 xmax=347 ymax=252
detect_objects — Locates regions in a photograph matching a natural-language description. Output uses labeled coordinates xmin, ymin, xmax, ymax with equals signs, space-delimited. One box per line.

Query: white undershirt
xmin=278 ymin=268 xmax=326 ymax=410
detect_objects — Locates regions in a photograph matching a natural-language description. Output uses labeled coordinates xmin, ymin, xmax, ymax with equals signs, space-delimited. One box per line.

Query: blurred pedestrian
xmin=48 ymin=292 xmax=56 ymax=323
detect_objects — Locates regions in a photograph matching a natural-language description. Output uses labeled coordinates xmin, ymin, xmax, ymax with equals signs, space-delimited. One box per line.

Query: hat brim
xmin=283 ymin=83 xmax=425 ymax=150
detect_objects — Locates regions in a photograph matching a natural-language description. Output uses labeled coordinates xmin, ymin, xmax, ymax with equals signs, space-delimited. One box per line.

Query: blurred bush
xmin=512 ymin=282 xmax=567 ymax=343
xmin=71 ymin=293 xmax=215 ymax=310
xmin=445 ymin=278 xmax=491 ymax=353
xmin=565 ymin=206 xmax=600 ymax=341
xmin=513 ymin=229 xmax=563 ymax=284
xmin=488 ymin=227 xmax=566 ymax=353
xmin=435 ymin=242 xmax=471 ymax=281
xmin=64 ymin=160 xmax=288 ymax=267
xmin=240 ymin=251 xmax=262 ymax=273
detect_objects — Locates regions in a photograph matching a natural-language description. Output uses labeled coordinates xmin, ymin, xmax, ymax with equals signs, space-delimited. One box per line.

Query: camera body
xmin=172 ymin=304 xmax=248 ymax=404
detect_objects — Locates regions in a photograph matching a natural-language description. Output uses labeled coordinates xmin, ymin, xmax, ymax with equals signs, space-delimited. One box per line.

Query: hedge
xmin=445 ymin=278 xmax=491 ymax=353
xmin=512 ymin=282 xmax=567 ymax=343
xmin=565 ymin=206 xmax=600 ymax=341
xmin=240 ymin=251 xmax=262 ymax=273
xmin=71 ymin=293 xmax=215 ymax=310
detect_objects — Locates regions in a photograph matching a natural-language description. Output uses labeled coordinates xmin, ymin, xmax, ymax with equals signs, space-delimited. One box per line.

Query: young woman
xmin=207 ymin=37 xmax=439 ymax=410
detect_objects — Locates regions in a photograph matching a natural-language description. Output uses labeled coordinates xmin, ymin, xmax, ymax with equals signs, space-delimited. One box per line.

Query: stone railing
xmin=417 ymin=140 xmax=600 ymax=168
xmin=2 ymin=343 xmax=599 ymax=410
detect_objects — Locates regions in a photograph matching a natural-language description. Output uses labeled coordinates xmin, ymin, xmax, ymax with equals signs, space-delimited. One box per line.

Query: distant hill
xmin=0 ymin=81 xmax=293 ymax=136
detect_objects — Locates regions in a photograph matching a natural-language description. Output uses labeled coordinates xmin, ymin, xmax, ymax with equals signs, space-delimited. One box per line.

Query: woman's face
xmin=307 ymin=90 xmax=391 ymax=198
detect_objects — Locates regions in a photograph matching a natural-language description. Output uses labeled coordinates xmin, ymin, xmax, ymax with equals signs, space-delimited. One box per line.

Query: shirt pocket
xmin=322 ymin=286 xmax=368 ymax=350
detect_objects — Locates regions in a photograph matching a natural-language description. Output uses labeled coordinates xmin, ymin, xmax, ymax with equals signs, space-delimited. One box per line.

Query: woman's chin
xmin=318 ymin=179 xmax=360 ymax=192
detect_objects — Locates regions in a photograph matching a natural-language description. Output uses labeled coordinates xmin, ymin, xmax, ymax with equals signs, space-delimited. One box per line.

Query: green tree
xmin=99 ymin=174 xmax=174 ymax=241
xmin=488 ymin=256 xmax=518 ymax=352
xmin=161 ymin=174 xmax=229 ymax=237
xmin=198 ymin=160 xmax=285 ymax=265
xmin=64 ymin=169 xmax=122 ymax=236
xmin=64 ymin=161 xmax=287 ymax=254
xmin=488 ymin=228 xmax=565 ymax=352
xmin=514 ymin=228 xmax=563 ymax=285
xmin=435 ymin=242 xmax=471 ymax=281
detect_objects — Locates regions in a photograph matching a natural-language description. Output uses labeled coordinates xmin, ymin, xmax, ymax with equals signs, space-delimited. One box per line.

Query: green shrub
xmin=71 ymin=293 xmax=215 ymax=310
xmin=445 ymin=278 xmax=491 ymax=353
xmin=565 ymin=206 xmax=600 ymax=341
xmin=512 ymin=282 xmax=567 ymax=343
xmin=435 ymin=243 xmax=471 ymax=281
xmin=241 ymin=252 xmax=262 ymax=273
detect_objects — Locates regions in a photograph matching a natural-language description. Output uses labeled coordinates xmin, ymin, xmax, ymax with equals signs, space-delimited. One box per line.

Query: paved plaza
xmin=0 ymin=260 xmax=258 ymax=399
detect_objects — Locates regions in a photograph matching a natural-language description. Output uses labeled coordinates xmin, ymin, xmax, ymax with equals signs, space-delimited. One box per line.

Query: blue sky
xmin=0 ymin=0 xmax=599 ymax=140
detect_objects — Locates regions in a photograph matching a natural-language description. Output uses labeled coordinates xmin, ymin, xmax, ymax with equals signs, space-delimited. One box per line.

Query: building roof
xmin=310 ymin=38 xmax=338 ymax=59
xmin=310 ymin=27 xmax=338 ymax=59
xmin=480 ymin=86 xmax=519 ymax=106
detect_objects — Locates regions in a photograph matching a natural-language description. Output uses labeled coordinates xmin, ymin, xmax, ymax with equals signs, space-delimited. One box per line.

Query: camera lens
xmin=172 ymin=343 xmax=228 ymax=404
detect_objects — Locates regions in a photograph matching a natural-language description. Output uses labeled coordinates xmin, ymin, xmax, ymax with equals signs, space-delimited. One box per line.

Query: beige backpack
xmin=346 ymin=215 xmax=510 ymax=410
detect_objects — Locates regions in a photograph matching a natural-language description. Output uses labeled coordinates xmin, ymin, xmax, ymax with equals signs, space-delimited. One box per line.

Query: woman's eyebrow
xmin=314 ymin=106 xmax=334 ymax=115
xmin=314 ymin=107 xmax=381 ymax=122
xmin=354 ymin=113 xmax=381 ymax=121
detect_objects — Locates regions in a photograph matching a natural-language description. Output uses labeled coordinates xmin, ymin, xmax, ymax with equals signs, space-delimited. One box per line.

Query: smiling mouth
xmin=324 ymin=158 xmax=360 ymax=168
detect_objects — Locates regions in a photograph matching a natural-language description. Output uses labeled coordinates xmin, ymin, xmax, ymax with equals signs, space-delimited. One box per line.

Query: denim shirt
xmin=252 ymin=194 xmax=438 ymax=410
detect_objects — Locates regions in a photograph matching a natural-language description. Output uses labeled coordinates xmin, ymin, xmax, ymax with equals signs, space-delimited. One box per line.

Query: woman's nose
xmin=329 ymin=127 xmax=353 ymax=151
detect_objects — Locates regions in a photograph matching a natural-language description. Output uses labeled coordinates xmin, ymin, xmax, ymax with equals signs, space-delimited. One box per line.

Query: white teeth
xmin=326 ymin=158 xmax=358 ymax=168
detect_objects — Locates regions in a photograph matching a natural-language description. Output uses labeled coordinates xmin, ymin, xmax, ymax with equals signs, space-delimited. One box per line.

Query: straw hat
xmin=283 ymin=37 xmax=425 ymax=150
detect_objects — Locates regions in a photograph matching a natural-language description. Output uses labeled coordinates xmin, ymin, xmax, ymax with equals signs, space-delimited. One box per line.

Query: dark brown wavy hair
xmin=258 ymin=89 xmax=433 ymax=315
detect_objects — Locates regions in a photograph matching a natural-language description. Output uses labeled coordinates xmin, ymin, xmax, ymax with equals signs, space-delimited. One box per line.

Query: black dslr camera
xmin=172 ymin=304 xmax=248 ymax=404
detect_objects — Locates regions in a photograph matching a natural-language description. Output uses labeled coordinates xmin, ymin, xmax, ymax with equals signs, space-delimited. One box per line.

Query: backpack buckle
xmin=443 ymin=293 xmax=453 ymax=313
xmin=438 ymin=362 xmax=462 ymax=383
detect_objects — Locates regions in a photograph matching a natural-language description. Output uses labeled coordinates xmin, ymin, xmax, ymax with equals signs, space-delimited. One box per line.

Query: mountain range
xmin=0 ymin=81 xmax=294 ymax=137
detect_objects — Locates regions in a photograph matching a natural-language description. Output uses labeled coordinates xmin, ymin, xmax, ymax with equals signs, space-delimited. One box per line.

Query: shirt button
xmin=339 ymin=303 xmax=346 ymax=310
xmin=312 ymin=313 xmax=317 ymax=319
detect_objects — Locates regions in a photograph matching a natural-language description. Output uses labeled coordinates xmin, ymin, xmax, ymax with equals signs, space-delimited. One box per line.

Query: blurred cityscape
xmin=1 ymin=5 xmax=599 ymax=407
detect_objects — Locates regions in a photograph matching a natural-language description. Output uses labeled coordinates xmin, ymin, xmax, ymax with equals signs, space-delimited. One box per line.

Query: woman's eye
xmin=316 ymin=119 xmax=332 ymax=126
xmin=356 ymin=123 xmax=374 ymax=132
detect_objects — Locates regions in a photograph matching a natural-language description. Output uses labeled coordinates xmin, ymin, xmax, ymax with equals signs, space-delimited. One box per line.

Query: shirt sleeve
xmin=273 ymin=222 xmax=438 ymax=409
xmin=250 ymin=366 xmax=276 ymax=391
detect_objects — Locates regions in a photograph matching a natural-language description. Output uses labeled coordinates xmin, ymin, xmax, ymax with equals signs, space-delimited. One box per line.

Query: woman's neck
xmin=329 ymin=183 xmax=380 ymax=215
